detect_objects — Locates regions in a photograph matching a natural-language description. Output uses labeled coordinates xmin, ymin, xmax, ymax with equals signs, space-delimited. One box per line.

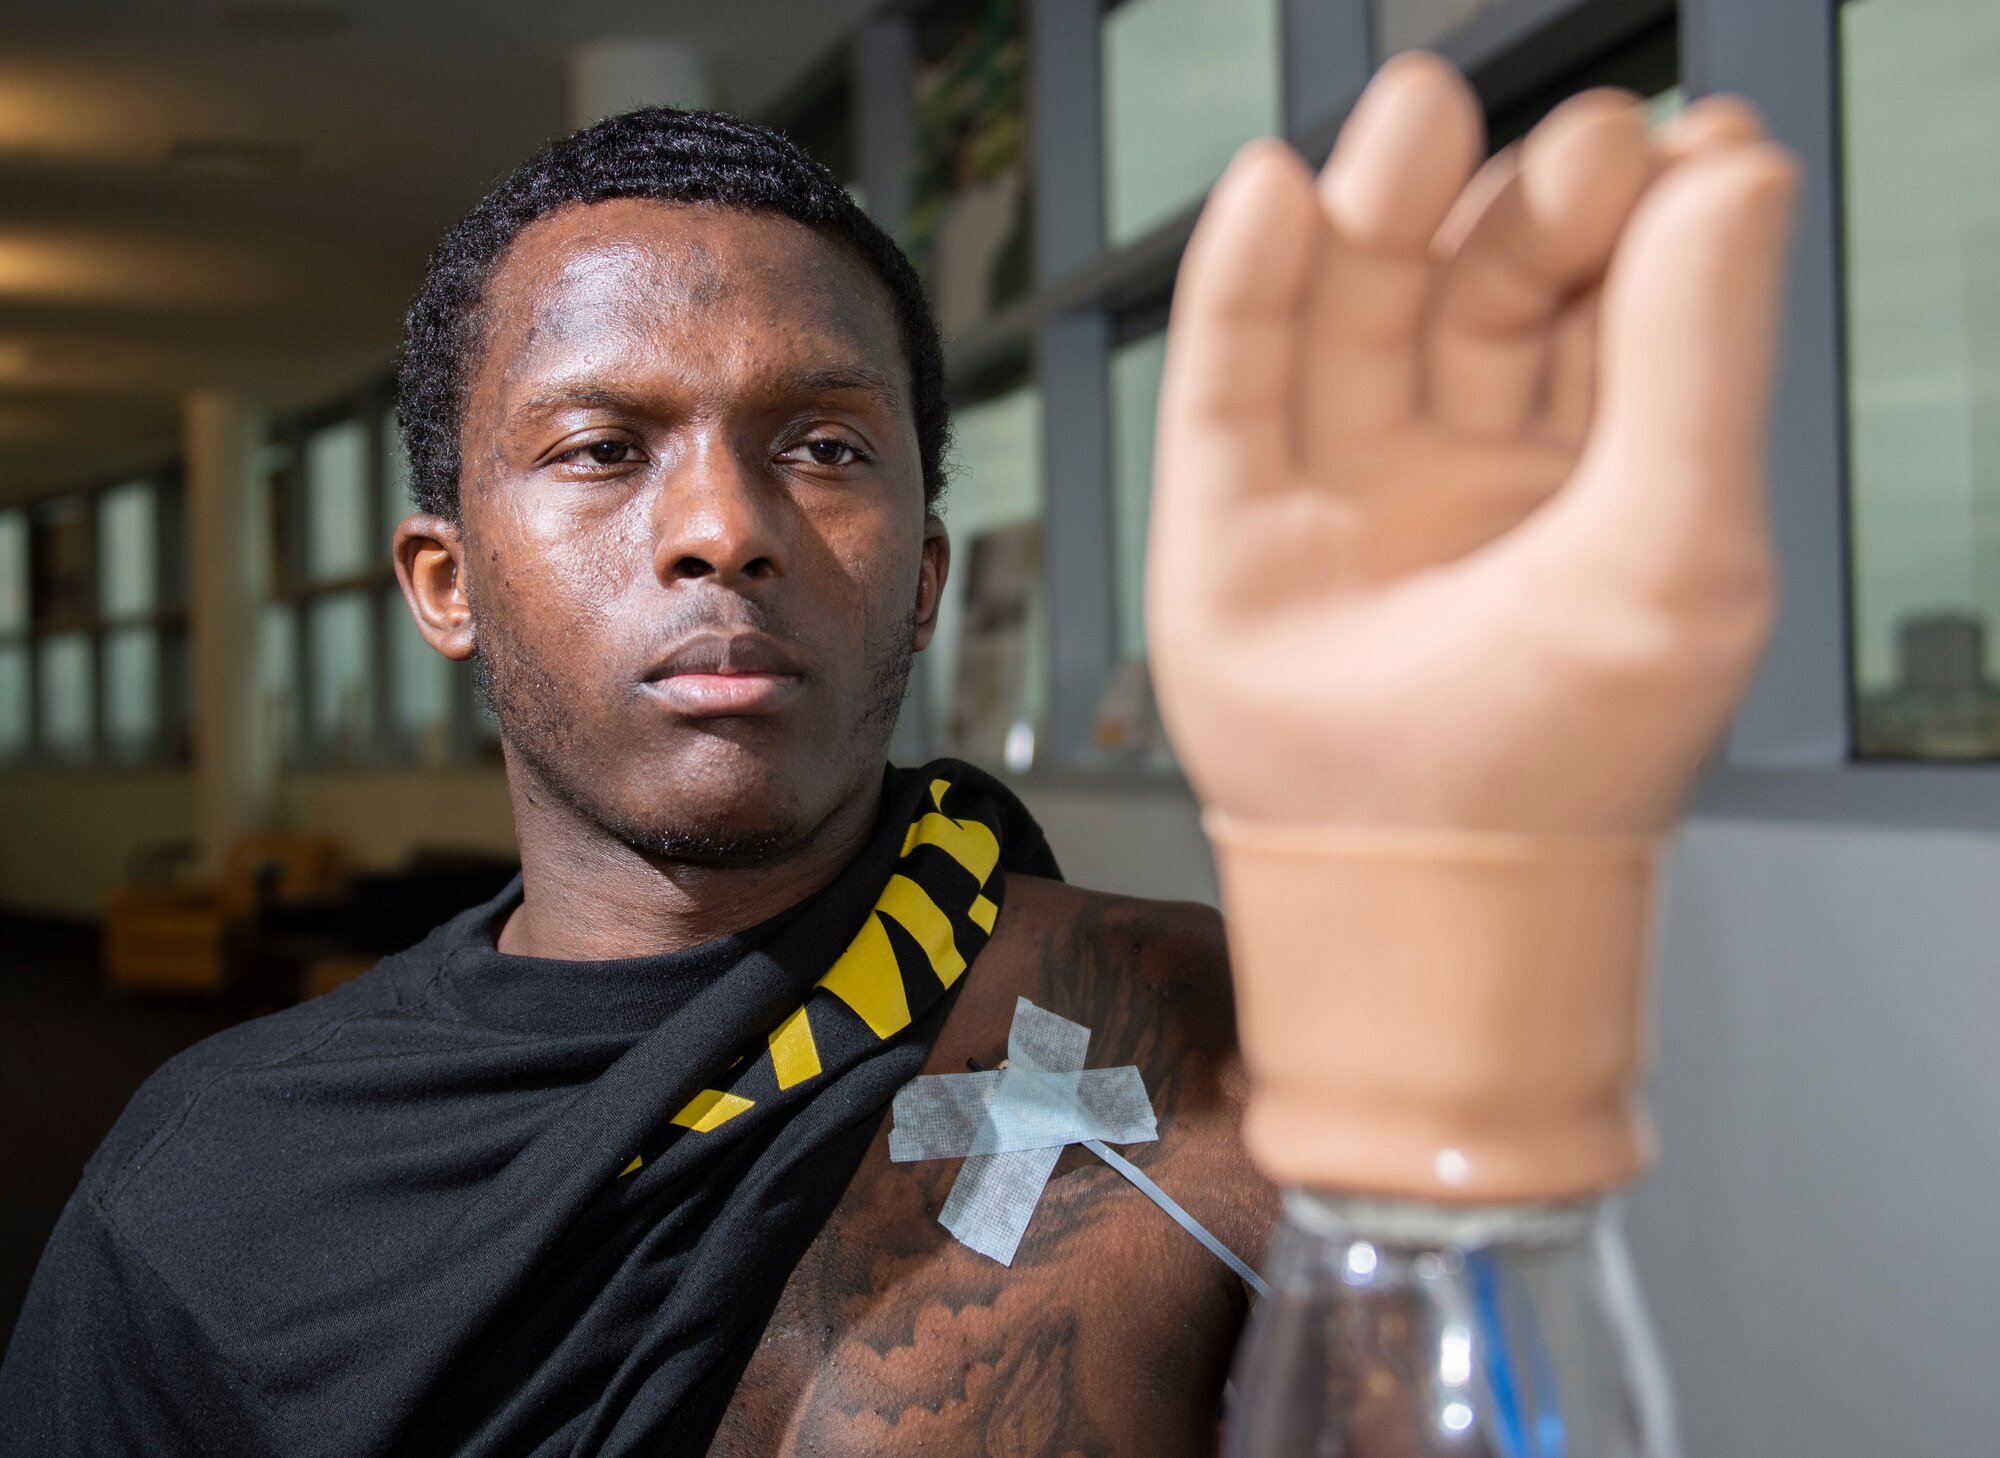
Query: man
xmin=1 ymin=105 xmax=1266 ymax=1456
xmin=1 ymin=49 xmax=1795 ymax=1458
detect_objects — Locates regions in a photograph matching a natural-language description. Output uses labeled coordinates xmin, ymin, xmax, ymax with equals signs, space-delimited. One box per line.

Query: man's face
xmin=450 ymin=199 xmax=943 ymax=863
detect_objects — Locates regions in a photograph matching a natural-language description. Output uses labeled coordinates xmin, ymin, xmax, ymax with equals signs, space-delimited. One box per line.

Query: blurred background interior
xmin=1 ymin=0 xmax=1995 ymax=1450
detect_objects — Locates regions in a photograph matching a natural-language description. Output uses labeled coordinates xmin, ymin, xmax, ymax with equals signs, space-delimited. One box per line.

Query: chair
xmin=103 ymin=833 xmax=347 ymax=996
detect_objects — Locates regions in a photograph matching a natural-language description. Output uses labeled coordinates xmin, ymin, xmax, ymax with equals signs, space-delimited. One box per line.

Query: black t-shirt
xmin=0 ymin=764 xmax=1055 ymax=1457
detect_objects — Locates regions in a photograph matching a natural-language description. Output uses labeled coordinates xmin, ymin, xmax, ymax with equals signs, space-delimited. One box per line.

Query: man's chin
xmin=587 ymin=755 xmax=870 ymax=869
xmin=616 ymin=823 xmax=798 ymax=869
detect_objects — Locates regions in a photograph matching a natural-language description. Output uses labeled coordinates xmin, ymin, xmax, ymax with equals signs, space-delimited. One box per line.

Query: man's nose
xmin=651 ymin=440 xmax=785 ymax=590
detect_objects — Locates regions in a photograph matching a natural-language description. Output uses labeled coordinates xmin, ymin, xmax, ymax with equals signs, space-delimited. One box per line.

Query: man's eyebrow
xmin=510 ymin=369 xmax=903 ymax=420
xmin=777 ymin=365 xmax=904 ymax=412
xmin=512 ymin=385 xmax=654 ymax=419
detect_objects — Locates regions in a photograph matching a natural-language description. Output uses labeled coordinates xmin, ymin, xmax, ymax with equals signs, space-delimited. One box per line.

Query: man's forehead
xmin=478 ymin=198 xmax=903 ymax=385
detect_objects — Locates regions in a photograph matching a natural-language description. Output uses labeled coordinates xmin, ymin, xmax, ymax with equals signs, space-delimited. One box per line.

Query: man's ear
xmin=393 ymin=513 xmax=477 ymax=662
xmin=911 ymin=514 xmax=951 ymax=652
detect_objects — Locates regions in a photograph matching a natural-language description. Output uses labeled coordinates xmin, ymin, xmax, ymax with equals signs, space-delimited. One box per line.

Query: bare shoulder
xmin=993 ymin=873 xmax=1233 ymax=990
xmin=708 ymin=874 xmax=1275 ymax=1458
xmin=963 ymin=873 xmax=1239 ymax=1074
xmin=958 ymin=873 xmax=1265 ymax=1267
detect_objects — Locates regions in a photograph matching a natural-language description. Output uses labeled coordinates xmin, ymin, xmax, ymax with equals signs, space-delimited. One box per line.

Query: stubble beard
xmin=471 ymin=595 xmax=918 ymax=870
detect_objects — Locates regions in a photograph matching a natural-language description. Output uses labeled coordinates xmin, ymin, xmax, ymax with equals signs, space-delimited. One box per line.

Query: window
xmin=1844 ymin=0 xmax=2000 ymax=759
xmin=37 ymin=631 xmax=94 ymax=763
xmin=0 ymin=510 xmax=28 ymax=763
xmin=306 ymin=589 xmax=374 ymax=757
xmin=1108 ymin=320 xmax=1167 ymax=669
xmin=270 ymin=388 xmax=476 ymax=767
xmin=282 ymin=413 xmax=380 ymax=763
xmin=1101 ymin=0 xmax=1280 ymax=247
xmin=0 ymin=475 xmax=186 ymax=770
xmin=259 ymin=602 xmax=300 ymax=761
xmin=806 ymin=6 xmax=1693 ymax=779
xmin=0 ymin=638 xmax=28 ymax=762
xmin=909 ymin=0 xmax=1032 ymax=334
xmin=1101 ymin=316 xmax=1174 ymax=766
xmin=96 ymin=479 xmax=177 ymax=764
xmin=304 ymin=418 xmax=372 ymax=585
xmin=927 ymin=379 xmax=1044 ymax=770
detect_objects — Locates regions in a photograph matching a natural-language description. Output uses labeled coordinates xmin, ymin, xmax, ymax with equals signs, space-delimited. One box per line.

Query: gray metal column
xmin=1282 ymin=0 xmax=1374 ymax=148
xmin=1028 ymin=0 xmax=1105 ymax=283
xmin=1686 ymin=0 xmax=1851 ymax=766
xmin=1038 ymin=311 xmax=1116 ymax=765
xmin=854 ymin=13 xmax=916 ymax=241
xmin=1027 ymin=0 xmax=1116 ymax=765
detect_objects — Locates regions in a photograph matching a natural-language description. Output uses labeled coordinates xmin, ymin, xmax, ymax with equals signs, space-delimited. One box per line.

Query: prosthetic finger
xmin=1150 ymin=140 xmax=1318 ymax=645
xmin=1154 ymin=140 xmax=1317 ymax=514
xmin=1659 ymin=93 xmax=1768 ymax=162
xmin=1542 ymin=99 xmax=1766 ymax=456
xmin=1542 ymin=285 xmax=1601 ymax=447
xmin=1299 ymin=50 xmax=1484 ymax=461
xmin=1569 ymin=139 xmax=1801 ymax=589
xmin=1426 ymin=89 xmax=1653 ymax=438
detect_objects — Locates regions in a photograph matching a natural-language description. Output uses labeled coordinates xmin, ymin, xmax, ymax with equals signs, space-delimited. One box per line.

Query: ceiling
xmin=0 ymin=0 xmax=876 ymax=507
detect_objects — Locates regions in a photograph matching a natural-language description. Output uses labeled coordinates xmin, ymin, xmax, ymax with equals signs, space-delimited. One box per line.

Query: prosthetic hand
xmin=1148 ymin=55 xmax=1798 ymax=1205
xmin=1150 ymin=55 xmax=1798 ymax=1458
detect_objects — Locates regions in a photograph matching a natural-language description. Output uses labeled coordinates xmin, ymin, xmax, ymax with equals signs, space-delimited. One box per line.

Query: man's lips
xmin=640 ymin=671 xmax=801 ymax=717
xmin=638 ymin=633 xmax=805 ymax=718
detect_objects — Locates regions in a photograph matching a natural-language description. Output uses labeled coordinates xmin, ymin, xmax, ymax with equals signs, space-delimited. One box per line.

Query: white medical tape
xmin=886 ymin=1065 xmax=1157 ymax=1161
xmin=889 ymin=997 xmax=1269 ymax=1295
xmin=936 ymin=1145 xmax=1064 ymax=1266
xmin=893 ymin=998 xmax=1121 ymax=1264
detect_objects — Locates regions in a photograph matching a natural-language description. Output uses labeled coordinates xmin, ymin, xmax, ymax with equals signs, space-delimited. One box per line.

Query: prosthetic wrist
xmin=1205 ymin=813 xmax=1663 ymax=1204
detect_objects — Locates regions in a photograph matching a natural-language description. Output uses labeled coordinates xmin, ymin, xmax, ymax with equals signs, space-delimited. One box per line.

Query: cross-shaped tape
xmin=890 ymin=997 xmax=1269 ymax=1297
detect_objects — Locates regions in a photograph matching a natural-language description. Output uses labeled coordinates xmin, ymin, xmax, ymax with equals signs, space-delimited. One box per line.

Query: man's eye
xmin=789 ymin=437 xmax=865 ymax=468
xmin=580 ymin=440 xmax=637 ymax=466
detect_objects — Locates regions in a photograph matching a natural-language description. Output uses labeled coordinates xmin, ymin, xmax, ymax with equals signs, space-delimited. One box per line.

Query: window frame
xmin=1678 ymin=0 xmax=2000 ymax=826
xmin=270 ymin=380 xmax=485 ymax=771
xmin=924 ymin=357 xmax=1048 ymax=765
xmin=0 ymin=466 xmax=190 ymax=773
xmin=834 ymin=0 xmax=1996 ymax=824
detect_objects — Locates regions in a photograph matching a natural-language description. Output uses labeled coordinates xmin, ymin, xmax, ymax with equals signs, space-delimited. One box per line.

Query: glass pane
xmin=382 ymin=418 xmax=414 ymax=539
xmin=910 ymin=0 xmax=1032 ymax=334
xmin=1103 ymin=0 xmax=1280 ymax=246
xmin=1373 ymin=0 xmax=1500 ymax=56
xmin=98 ymin=480 xmax=157 ymax=620
xmin=0 ymin=510 xmax=27 ymax=633
xmin=37 ymin=631 xmax=93 ymax=761
xmin=387 ymin=587 xmax=455 ymax=764
xmin=927 ymin=382 xmax=1044 ymax=769
xmin=1110 ymin=328 xmax=1168 ymax=665
xmin=261 ymin=603 xmax=300 ymax=762
xmin=1844 ymin=0 xmax=2000 ymax=758
xmin=102 ymin=625 xmax=159 ymax=760
xmin=307 ymin=590 xmax=375 ymax=760
xmin=0 ymin=642 xmax=28 ymax=760
xmin=305 ymin=418 xmax=371 ymax=583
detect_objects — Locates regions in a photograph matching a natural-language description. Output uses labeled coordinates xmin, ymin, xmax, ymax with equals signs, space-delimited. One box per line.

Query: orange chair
xmin=104 ymin=833 xmax=346 ymax=995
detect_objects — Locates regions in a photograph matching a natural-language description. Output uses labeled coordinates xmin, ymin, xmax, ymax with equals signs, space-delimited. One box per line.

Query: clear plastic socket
xmin=1225 ymin=1192 xmax=1682 ymax=1458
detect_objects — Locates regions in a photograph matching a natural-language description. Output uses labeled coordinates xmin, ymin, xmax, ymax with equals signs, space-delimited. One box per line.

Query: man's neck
xmin=495 ymin=763 xmax=883 ymax=962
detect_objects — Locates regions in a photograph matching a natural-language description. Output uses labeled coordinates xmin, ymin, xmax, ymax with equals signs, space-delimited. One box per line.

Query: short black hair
xmin=397 ymin=106 xmax=949 ymax=520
